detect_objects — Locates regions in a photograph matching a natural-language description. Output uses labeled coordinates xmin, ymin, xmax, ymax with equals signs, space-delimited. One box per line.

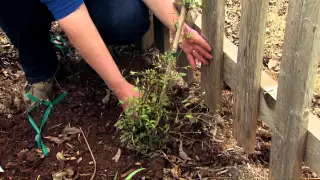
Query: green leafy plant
xmin=116 ymin=54 xmax=181 ymax=154
xmin=116 ymin=0 xmax=203 ymax=156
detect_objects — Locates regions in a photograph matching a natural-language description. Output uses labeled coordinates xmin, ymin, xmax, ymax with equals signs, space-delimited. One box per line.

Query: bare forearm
xmin=142 ymin=0 xmax=180 ymax=33
xmin=57 ymin=3 xmax=126 ymax=91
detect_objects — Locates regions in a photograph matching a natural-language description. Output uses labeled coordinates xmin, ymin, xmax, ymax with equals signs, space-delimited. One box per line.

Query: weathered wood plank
xmin=154 ymin=15 xmax=170 ymax=53
xmin=233 ymin=0 xmax=269 ymax=153
xmin=193 ymin=13 xmax=320 ymax=176
xmin=269 ymin=0 xmax=320 ymax=179
xmin=200 ymin=0 xmax=225 ymax=113
xmin=305 ymin=114 xmax=320 ymax=176
xmin=176 ymin=48 xmax=194 ymax=84
xmin=139 ymin=12 xmax=155 ymax=50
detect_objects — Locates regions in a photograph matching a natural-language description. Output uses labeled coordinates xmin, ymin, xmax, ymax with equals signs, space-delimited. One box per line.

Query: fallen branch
xmin=79 ymin=127 xmax=96 ymax=180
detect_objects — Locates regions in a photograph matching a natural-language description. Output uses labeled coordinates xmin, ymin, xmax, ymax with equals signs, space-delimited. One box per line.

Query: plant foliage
xmin=116 ymin=53 xmax=182 ymax=155
xmin=115 ymin=0 xmax=202 ymax=156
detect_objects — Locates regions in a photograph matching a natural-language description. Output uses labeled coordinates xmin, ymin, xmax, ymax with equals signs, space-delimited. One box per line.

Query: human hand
xmin=113 ymin=81 xmax=141 ymax=110
xmin=177 ymin=24 xmax=213 ymax=70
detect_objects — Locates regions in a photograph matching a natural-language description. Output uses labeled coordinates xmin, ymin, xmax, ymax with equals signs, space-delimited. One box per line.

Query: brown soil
xmin=0 ymin=28 xmax=273 ymax=179
xmin=0 ymin=44 xmax=141 ymax=179
xmin=0 ymin=39 xmax=268 ymax=179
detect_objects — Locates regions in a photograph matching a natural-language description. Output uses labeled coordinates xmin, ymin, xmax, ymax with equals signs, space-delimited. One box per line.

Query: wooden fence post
xmin=139 ymin=12 xmax=155 ymax=50
xmin=154 ymin=16 xmax=170 ymax=53
xmin=269 ymin=0 xmax=320 ymax=179
xmin=232 ymin=0 xmax=269 ymax=153
xmin=201 ymin=0 xmax=225 ymax=113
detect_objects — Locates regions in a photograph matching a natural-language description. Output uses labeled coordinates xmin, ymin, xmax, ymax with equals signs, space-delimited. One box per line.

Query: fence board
xmin=139 ymin=12 xmax=155 ymax=50
xmin=184 ymin=9 xmax=320 ymax=177
xmin=200 ymin=0 xmax=225 ymax=113
xmin=269 ymin=0 xmax=320 ymax=179
xmin=305 ymin=115 xmax=320 ymax=176
xmin=176 ymin=49 xmax=194 ymax=84
xmin=154 ymin=16 xmax=170 ymax=53
xmin=233 ymin=0 xmax=269 ymax=153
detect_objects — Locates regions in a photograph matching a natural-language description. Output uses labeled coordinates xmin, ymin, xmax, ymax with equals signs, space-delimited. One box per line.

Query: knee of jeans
xmin=92 ymin=2 xmax=151 ymax=45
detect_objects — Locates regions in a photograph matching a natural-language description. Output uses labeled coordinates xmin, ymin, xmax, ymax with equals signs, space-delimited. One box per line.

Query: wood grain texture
xmin=200 ymin=0 xmax=225 ymax=114
xmin=154 ymin=15 xmax=170 ymax=53
xmin=305 ymin=115 xmax=320 ymax=176
xmin=233 ymin=0 xmax=269 ymax=153
xmin=269 ymin=0 xmax=320 ymax=179
xmin=176 ymin=48 xmax=194 ymax=84
xmin=142 ymin=14 xmax=155 ymax=50
xmin=139 ymin=12 xmax=155 ymax=50
xmin=194 ymin=12 xmax=320 ymax=176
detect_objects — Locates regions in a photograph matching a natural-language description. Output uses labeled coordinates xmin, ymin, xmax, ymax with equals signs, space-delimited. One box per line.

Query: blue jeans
xmin=0 ymin=0 xmax=150 ymax=83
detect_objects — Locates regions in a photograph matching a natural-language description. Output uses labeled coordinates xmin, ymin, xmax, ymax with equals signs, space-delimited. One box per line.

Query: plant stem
xmin=171 ymin=5 xmax=187 ymax=54
xmin=167 ymin=4 xmax=188 ymax=76
xmin=161 ymin=4 xmax=188 ymax=100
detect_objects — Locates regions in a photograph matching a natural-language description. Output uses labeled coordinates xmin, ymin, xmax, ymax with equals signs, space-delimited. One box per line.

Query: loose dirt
xmin=0 ymin=0 xmax=319 ymax=179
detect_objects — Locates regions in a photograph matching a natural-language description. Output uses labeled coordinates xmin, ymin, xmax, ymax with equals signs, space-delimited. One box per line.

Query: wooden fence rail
xmin=143 ymin=0 xmax=320 ymax=179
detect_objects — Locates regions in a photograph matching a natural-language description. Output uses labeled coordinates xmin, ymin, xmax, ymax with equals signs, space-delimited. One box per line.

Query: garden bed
xmin=0 ymin=0 xmax=318 ymax=179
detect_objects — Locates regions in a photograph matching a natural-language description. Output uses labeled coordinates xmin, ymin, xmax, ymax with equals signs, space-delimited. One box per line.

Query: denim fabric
xmin=0 ymin=0 xmax=150 ymax=83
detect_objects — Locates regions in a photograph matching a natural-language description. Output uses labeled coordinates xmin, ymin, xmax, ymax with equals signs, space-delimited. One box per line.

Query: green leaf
xmin=178 ymin=72 xmax=187 ymax=77
xmin=184 ymin=103 xmax=191 ymax=107
xmin=125 ymin=108 xmax=133 ymax=116
xmin=133 ymin=87 xmax=139 ymax=92
xmin=139 ymin=132 xmax=147 ymax=138
xmin=182 ymin=99 xmax=189 ymax=103
xmin=125 ymin=168 xmax=145 ymax=180
xmin=184 ymin=114 xmax=193 ymax=119
xmin=114 ymin=172 xmax=118 ymax=180
xmin=140 ymin=114 xmax=149 ymax=120
xmin=152 ymin=96 xmax=157 ymax=103
xmin=135 ymin=77 xmax=140 ymax=84
xmin=184 ymin=32 xmax=193 ymax=39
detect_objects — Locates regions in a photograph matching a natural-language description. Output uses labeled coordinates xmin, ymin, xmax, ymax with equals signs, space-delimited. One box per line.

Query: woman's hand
xmin=177 ymin=24 xmax=213 ymax=71
xmin=113 ymin=81 xmax=141 ymax=110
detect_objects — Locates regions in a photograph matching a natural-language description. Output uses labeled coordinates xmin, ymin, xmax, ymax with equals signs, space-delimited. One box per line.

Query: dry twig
xmin=79 ymin=127 xmax=96 ymax=180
